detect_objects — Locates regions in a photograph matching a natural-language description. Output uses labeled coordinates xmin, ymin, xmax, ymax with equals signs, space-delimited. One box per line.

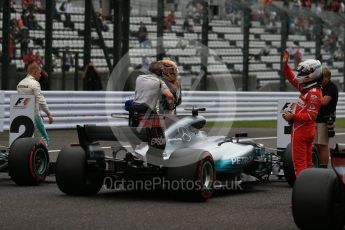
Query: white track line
xmin=251 ymin=136 xmax=277 ymax=140
xmin=48 ymin=146 xmax=111 ymax=153
xmin=250 ymin=132 xmax=345 ymax=141
xmin=335 ymin=132 xmax=345 ymax=136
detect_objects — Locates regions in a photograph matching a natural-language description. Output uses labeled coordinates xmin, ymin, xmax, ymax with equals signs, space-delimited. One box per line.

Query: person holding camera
xmin=282 ymin=50 xmax=323 ymax=177
xmin=314 ymin=66 xmax=338 ymax=168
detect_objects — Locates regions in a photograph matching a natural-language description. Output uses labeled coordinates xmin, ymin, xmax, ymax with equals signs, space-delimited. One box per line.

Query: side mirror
xmin=184 ymin=107 xmax=206 ymax=116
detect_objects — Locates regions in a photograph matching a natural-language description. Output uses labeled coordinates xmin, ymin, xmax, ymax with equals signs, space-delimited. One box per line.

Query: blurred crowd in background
xmin=2 ymin=0 xmax=345 ymax=91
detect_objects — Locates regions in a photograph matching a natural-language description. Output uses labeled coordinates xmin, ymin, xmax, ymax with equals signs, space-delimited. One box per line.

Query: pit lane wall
xmin=1 ymin=90 xmax=345 ymax=130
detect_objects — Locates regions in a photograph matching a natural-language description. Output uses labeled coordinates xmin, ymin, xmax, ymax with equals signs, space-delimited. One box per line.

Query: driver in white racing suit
xmin=17 ymin=63 xmax=53 ymax=146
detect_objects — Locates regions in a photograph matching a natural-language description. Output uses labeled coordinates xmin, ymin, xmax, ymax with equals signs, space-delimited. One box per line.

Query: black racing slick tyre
xmin=8 ymin=137 xmax=49 ymax=186
xmin=292 ymin=168 xmax=345 ymax=230
xmin=165 ymin=149 xmax=215 ymax=201
xmin=283 ymin=143 xmax=295 ymax=187
xmin=55 ymin=145 xmax=104 ymax=196
xmin=283 ymin=143 xmax=319 ymax=187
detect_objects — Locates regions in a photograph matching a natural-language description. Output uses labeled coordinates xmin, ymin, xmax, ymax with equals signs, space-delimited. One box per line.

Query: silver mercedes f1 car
xmin=54 ymin=108 xmax=293 ymax=201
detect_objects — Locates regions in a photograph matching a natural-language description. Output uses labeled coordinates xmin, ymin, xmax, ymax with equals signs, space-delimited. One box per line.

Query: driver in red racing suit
xmin=282 ymin=50 xmax=323 ymax=177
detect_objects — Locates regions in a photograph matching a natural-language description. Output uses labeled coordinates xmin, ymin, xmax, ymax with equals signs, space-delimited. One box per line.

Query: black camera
xmin=326 ymin=115 xmax=335 ymax=138
xmin=282 ymin=112 xmax=294 ymax=134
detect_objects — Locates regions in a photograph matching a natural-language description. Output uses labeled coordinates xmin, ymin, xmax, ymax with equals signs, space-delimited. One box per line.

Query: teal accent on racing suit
xmin=35 ymin=115 xmax=49 ymax=146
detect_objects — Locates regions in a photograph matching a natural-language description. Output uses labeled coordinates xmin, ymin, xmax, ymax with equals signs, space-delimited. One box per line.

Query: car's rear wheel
xmin=55 ymin=145 xmax=104 ymax=195
xmin=292 ymin=168 xmax=345 ymax=230
xmin=165 ymin=149 xmax=215 ymax=201
xmin=8 ymin=137 xmax=49 ymax=186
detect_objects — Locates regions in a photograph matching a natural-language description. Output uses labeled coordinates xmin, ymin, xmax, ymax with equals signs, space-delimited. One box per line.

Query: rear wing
xmin=76 ymin=125 xmax=165 ymax=150
xmin=77 ymin=125 xmax=147 ymax=142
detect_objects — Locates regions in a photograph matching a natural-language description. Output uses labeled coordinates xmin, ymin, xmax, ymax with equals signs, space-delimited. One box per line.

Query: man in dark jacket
xmin=314 ymin=66 xmax=338 ymax=168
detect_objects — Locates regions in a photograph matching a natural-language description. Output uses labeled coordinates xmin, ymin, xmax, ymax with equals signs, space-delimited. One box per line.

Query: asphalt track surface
xmin=1 ymin=127 xmax=345 ymax=230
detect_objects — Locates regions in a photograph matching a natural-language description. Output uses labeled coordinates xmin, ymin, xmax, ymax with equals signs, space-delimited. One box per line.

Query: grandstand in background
xmin=0 ymin=0 xmax=344 ymax=91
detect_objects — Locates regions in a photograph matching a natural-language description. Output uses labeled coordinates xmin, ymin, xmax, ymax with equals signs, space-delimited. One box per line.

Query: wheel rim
xmin=33 ymin=148 xmax=48 ymax=176
xmin=200 ymin=161 xmax=214 ymax=191
xmin=0 ymin=152 xmax=7 ymax=171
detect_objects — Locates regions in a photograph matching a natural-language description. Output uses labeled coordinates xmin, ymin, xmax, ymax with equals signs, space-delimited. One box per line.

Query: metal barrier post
xmin=315 ymin=18 xmax=323 ymax=61
xmin=45 ymin=0 xmax=53 ymax=89
xmin=74 ymin=53 xmax=79 ymax=91
xmin=200 ymin=0 xmax=209 ymax=91
xmin=230 ymin=2 xmax=251 ymax=91
xmin=279 ymin=11 xmax=289 ymax=92
xmin=84 ymin=0 xmax=92 ymax=67
xmin=113 ymin=0 xmax=122 ymax=68
xmin=342 ymin=24 xmax=345 ymax=92
xmin=62 ymin=51 xmax=66 ymax=90
xmin=1 ymin=0 xmax=10 ymax=90
xmin=157 ymin=0 xmax=164 ymax=61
